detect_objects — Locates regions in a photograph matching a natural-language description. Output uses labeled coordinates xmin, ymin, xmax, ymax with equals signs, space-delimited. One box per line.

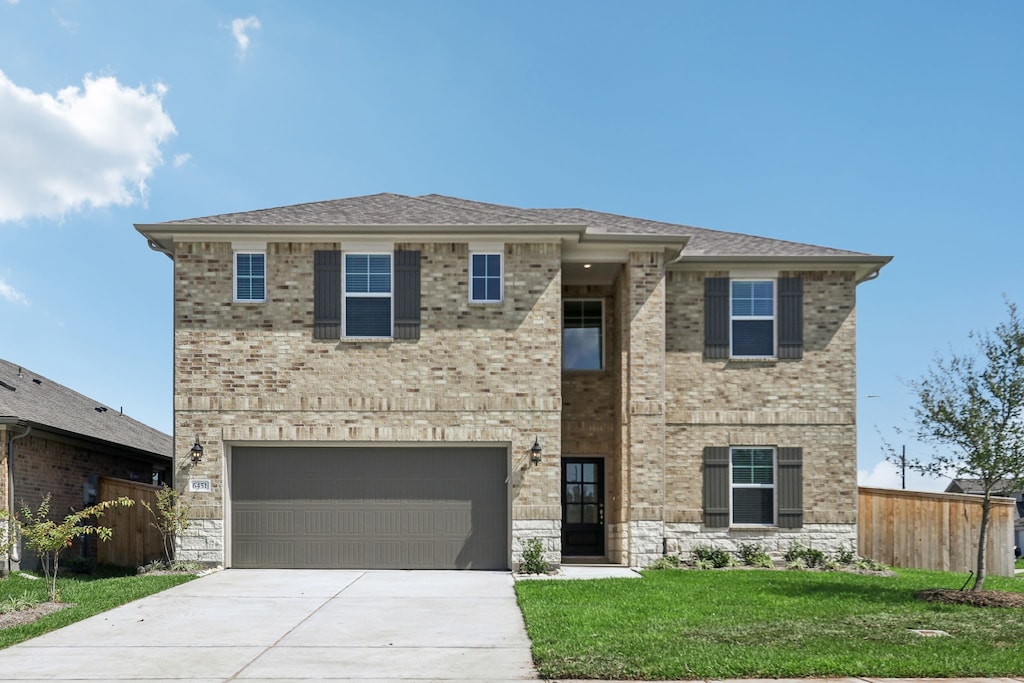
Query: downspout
xmin=5 ymin=422 xmax=31 ymax=574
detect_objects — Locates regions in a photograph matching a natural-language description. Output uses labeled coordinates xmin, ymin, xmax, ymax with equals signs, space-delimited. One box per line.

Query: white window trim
xmin=342 ymin=251 xmax=394 ymax=339
xmin=469 ymin=251 xmax=504 ymax=303
xmin=729 ymin=446 xmax=777 ymax=527
xmin=562 ymin=298 xmax=605 ymax=371
xmin=233 ymin=251 xmax=266 ymax=303
xmin=729 ymin=278 xmax=777 ymax=359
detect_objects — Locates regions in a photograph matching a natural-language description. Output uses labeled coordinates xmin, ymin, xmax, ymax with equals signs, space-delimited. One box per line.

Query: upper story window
xmin=731 ymin=447 xmax=775 ymax=525
xmin=731 ymin=280 xmax=775 ymax=357
xmin=563 ymin=299 xmax=603 ymax=370
xmin=234 ymin=252 xmax=266 ymax=302
xmin=470 ymin=253 xmax=503 ymax=303
xmin=344 ymin=253 xmax=392 ymax=337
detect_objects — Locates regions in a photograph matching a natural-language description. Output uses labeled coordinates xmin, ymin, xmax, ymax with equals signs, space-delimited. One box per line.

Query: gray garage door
xmin=231 ymin=446 xmax=508 ymax=569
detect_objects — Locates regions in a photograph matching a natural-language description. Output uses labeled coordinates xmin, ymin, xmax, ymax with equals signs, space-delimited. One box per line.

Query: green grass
xmin=1016 ymin=557 xmax=1024 ymax=570
xmin=515 ymin=568 xmax=1024 ymax=680
xmin=0 ymin=569 xmax=195 ymax=649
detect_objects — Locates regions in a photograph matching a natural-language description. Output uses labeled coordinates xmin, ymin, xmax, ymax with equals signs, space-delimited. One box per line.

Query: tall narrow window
xmin=563 ymin=299 xmax=603 ymax=370
xmin=344 ymin=253 xmax=392 ymax=337
xmin=731 ymin=447 xmax=775 ymax=525
xmin=234 ymin=252 xmax=266 ymax=302
xmin=470 ymin=253 xmax=503 ymax=303
xmin=731 ymin=280 xmax=774 ymax=357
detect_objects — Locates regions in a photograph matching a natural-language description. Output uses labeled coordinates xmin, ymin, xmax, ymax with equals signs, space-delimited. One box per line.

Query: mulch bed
xmin=916 ymin=588 xmax=1024 ymax=608
xmin=0 ymin=602 xmax=73 ymax=630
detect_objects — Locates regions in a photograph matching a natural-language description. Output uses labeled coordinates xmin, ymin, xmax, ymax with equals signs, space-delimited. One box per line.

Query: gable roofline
xmin=0 ymin=359 xmax=172 ymax=461
xmin=135 ymin=193 xmax=891 ymax=280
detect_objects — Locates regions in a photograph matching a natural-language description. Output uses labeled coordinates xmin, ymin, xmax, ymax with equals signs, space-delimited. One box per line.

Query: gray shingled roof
xmin=946 ymin=478 xmax=1022 ymax=496
xmin=158 ymin=193 xmax=878 ymax=259
xmin=0 ymin=358 xmax=171 ymax=460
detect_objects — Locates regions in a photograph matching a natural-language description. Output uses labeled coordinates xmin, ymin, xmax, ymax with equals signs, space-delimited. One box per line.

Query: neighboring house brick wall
xmin=8 ymin=433 xmax=157 ymax=567
xmin=173 ymin=240 xmax=565 ymax=565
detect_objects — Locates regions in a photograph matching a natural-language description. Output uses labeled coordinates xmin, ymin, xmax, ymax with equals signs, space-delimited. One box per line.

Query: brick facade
xmin=154 ymin=201 xmax=875 ymax=569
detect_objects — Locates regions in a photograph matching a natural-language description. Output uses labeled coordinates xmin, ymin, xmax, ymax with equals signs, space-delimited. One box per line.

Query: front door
xmin=561 ymin=457 xmax=604 ymax=556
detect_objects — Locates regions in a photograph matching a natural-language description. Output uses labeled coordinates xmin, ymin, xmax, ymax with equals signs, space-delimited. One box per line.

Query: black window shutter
xmin=777 ymin=447 xmax=803 ymax=528
xmin=313 ymin=250 xmax=341 ymax=339
xmin=704 ymin=277 xmax=730 ymax=359
xmin=777 ymin=277 xmax=803 ymax=359
xmin=703 ymin=446 xmax=730 ymax=527
xmin=394 ymin=250 xmax=421 ymax=340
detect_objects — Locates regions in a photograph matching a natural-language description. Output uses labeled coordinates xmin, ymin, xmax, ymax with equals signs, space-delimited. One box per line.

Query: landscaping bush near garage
xmin=0 ymin=568 xmax=195 ymax=649
xmin=514 ymin=567 xmax=1024 ymax=680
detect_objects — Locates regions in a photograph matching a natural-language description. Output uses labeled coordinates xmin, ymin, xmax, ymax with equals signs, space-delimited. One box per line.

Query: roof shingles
xmin=0 ymin=358 xmax=171 ymax=459
xmin=156 ymin=193 xmax=879 ymax=260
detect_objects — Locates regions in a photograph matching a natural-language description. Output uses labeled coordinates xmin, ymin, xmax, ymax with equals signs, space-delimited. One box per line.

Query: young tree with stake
xmin=897 ymin=299 xmax=1024 ymax=591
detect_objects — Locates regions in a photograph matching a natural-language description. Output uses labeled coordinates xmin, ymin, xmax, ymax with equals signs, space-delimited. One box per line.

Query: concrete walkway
xmin=0 ymin=569 xmax=537 ymax=682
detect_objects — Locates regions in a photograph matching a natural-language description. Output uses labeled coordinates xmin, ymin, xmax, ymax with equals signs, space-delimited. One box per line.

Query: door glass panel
xmin=566 ymin=484 xmax=581 ymax=503
xmin=567 ymin=505 xmax=582 ymax=523
xmin=583 ymin=484 xmax=596 ymax=503
xmin=583 ymin=463 xmax=596 ymax=482
xmin=583 ymin=504 xmax=598 ymax=523
xmin=566 ymin=463 xmax=582 ymax=482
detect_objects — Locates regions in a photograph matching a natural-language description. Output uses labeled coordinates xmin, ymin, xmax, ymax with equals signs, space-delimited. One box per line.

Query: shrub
xmin=519 ymin=538 xmax=550 ymax=574
xmin=737 ymin=543 xmax=773 ymax=568
xmin=692 ymin=544 xmax=735 ymax=568
xmin=783 ymin=541 xmax=826 ymax=569
xmin=648 ymin=555 xmax=682 ymax=570
xmin=142 ymin=485 xmax=191 ymax=565
xmin=832 ymin=544 xmax=856 ymax=566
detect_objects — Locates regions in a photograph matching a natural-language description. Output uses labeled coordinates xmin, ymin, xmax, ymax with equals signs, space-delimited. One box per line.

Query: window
xmin=470 ymin=253 xmax=503 ymax=303
xmin=731 ymin=447 xmax=775 ymax=525
xmin=234 ymin=252 xmax=266 ymax=302
xmin=563 ymin=299 xmax=603 ymax=370
xmin=344 ymin=253 xmax=392 ymax=337
xmin=731 ymin=280 xmax=775 ymax=357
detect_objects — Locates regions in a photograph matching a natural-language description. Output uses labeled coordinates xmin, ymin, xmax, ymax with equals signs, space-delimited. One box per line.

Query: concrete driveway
xmin=0 ymin=569 xmax=538 ymax=682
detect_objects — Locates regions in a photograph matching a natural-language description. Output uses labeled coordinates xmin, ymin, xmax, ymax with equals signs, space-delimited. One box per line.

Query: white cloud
xmin=858 ymin=459 xmax=948 ymax=493
xmin=0 ymin=277 xmax=28 ymax=305
xmin=231 ymin=16 xmax=261 ymax=57
xmin=0 ymin=69 xmax=176 ymax=223
xmin=173 ymin=152 xmax=191 ymax=168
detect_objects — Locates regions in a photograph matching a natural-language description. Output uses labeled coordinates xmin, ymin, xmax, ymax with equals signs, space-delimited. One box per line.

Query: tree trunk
xmin=974 ymin=494 xmax=991 ymax=592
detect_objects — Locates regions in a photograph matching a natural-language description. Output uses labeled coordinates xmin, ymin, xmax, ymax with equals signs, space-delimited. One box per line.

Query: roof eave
xmin=670 ymin=254 xmax=893 ymax=283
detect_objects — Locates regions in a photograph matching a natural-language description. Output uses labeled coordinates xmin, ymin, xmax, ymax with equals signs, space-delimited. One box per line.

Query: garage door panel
xmin=231 ymin=446 xmax=507 ymax=569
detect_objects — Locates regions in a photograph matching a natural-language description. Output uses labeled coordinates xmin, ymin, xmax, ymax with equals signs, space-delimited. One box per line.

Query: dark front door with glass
xmin=562 ymin=458 xmax=604 ymax=556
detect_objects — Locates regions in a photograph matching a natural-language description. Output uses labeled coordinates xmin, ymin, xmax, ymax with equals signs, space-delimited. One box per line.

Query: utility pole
xmin=901 ymin=445 xmax=906 ymax=490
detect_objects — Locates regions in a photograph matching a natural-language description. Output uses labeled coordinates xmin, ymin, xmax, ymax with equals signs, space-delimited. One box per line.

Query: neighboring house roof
xmin=0 ymin=358 xmax=171 ymax=461
xmin=946 ymin=478 xmax=1023 ymax=496
xmin=139 ymin=193 xmax=891 ymax=280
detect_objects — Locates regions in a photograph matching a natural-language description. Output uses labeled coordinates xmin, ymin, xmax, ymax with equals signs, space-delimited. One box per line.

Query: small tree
xmin=895 ymin=299 xmax=1024 ymax=591
xmin=17 ymin=494 xmax=134 ymax=601
xmin=141 ymin=484 xmax=191 ymax=565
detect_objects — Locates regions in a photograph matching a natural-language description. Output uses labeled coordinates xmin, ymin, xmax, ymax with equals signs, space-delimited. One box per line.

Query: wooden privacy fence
xmin=858 ymin=486 xmax=1015 ymax=577
xmin=97 ymin=477 xmax=164 ymax=568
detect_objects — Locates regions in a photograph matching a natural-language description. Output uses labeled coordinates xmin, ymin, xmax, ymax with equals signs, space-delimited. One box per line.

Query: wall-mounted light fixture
xmin=530 ymin=436 xmax=543 ymax=464
xmin=189 ymin=437 xmax=204 ymax=466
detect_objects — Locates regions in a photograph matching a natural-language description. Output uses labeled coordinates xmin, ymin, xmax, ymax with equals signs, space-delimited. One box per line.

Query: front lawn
xmin=515 ymin=568 xmax=1024 ymax=680
xmin=0 ymin=569 xmax=195 ymax=649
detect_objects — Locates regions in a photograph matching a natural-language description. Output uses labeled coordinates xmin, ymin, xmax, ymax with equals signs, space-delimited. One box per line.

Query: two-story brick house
xmin=136 ymin=193 xmax=890 ymax=570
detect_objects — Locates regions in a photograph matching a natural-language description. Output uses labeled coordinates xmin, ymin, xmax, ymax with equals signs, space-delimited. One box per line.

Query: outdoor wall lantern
xmin=189 ymin=437 xmax=204 ymax=466
xmin=530 ymin=436 xmax=543 ymax=464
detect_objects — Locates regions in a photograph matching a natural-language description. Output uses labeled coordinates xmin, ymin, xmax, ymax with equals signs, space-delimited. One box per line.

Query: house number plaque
xmin=188 ymin=478 xmax=212 ymax=493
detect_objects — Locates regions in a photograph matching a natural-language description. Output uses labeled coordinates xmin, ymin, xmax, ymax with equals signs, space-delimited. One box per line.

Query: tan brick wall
xmin=662 ymin=270 xmax=859 ymax=535
xmin=173 ymin=240 xmax=565 ymax=561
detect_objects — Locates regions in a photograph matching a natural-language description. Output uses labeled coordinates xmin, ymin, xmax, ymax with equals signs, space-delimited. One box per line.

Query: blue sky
xmin=1 ymin=1 xmax=1021 ymax=492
